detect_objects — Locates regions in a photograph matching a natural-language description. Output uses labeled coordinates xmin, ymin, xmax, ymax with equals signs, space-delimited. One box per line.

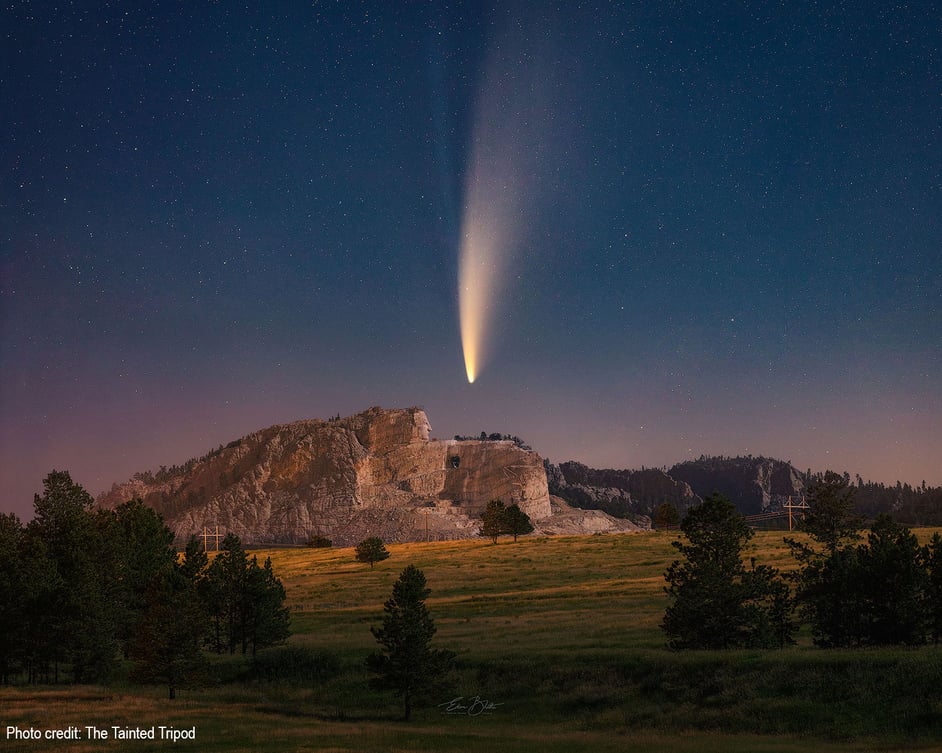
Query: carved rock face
xmin=98 ymin=407 xmax=553 ymax=546
xmin=438 ymin=440 xmax=550 ymax=520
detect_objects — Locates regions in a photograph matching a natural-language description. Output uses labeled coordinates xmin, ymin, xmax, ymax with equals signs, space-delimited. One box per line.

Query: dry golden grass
xmin=6 ymin=527 xmax=942 ymax=751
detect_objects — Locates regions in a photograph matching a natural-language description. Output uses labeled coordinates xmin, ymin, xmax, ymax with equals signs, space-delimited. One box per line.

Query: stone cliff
xmin=547 ymin=461 xmax=700 ymax=523
xmin=98 ymin=407 xmax=561 ymax=546
xmin=668 ymin=456 xmax=805 ymax=515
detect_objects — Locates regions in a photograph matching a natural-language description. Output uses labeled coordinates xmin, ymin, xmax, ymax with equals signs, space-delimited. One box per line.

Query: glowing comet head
xmin=458 ymin=247 xmax=483 ymax=384
xmin=463 ymin=339 xmax=477 ymax=383
xmin=459 ymin=223 xmax=499 ymax=386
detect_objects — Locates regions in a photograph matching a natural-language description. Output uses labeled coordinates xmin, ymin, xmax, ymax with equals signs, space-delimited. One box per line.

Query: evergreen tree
xmin=129 ymin=568 xmax=205 ymax=699
xmin=366 ymin=565 xmax=455 ymax=720
xmin=504 ymin=504 xmax=534 ymax=542
xmin=306 ymin=534 xmax=333 ymax=548
xmin=179 ymin=535 xmax=209 ymax=583
xmin=925 ymin=534 xmax=942 ymax=645
xmin=26 ymin=471 xmax=117 ymax=682
xmin=355 ymin=537 xmax=390 ymax=569
xmin=242 ymin=557 xmax=291 ymax=656
xmin=798 ymin=471 xmax=862 ymax=553
xmin=856 ymin=515 xmax=927 ymax=645
xmin=198 ymin=562 xmax=228 ymax=654
xmin=786 ymin=471 xmax=867 ymax=647
xmin=793 ymin=545 xmax=866 ymax=647
xmin=786 ymin=477 xmax=931 ymax=647
xmin=480 ymin=499 xmax=506 ymax=544
xmin=99 ymin=499 xmax=177 ymax=652
xmin=654 ymin=503 xmax=681 ymax=529
xmin=0 ymin=513 xmax=26 ymax=683
xmin=204 ymin=534 xmax=250 ymax=654
xmin=662 ymin=494 xmax=793 ymax=649
xmin=201 ymin=534 xmax=290 ymax=655
xmin=740 ymin=560 xmax=796 ymax=648
xmin=17 ymin=531 xmax=59 ymax=683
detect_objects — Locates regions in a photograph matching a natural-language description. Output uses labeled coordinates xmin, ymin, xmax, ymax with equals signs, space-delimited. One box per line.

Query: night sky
xmin=2 ymin=1 xmax=939 ymax=521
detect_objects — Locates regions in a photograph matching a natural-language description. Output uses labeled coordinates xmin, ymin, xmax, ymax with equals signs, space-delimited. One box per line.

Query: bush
xmin=306 ymin=535 xmax=333 ymax=548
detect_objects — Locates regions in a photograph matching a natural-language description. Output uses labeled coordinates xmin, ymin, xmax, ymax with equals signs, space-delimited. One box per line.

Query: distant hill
xmin=552 ymin=455 xmax=942 ymax=525
xmin=668 ymin=456 xmax=805 ymax=516
xmin=546 ymin=461 xmax=700 ymax=524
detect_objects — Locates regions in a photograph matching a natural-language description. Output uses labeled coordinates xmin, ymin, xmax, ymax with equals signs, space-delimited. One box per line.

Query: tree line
xmin=0 ymin=471 xmax=290 ymax=697
xmin=663 ymin=471 xmax=942 ymax=649
xmin=453 ymin=432 xmax=532 ymax=450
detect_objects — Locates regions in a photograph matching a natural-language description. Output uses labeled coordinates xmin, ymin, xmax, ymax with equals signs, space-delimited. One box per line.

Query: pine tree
xmin=0 ymin=513 xmax=26 ymax=683
xmin=355 ymin=537 xmax=390 ymax=569
xmin=242 ymin=556 xmax=291 ymax=656
xmin=797 ymin=471 xmax=862 ymax=553
xmin=654 ymin=503 xmax=681 ymax=529
xmin=925 ymin=534 xmax=942 ymax=645
xmin=129 ymin=568 xmax=205 ymax=699
xmin=480 ymin=500 xmax=506 ymax=544
xmin=16 ymin=531 xmax=59 ymax=683
xmin=662 ymin=494 xmax=793 ymax=649
xmin=504 ymin=504 xmax=534 ymax=542
xmin=794 ymin=545 xmax=867 ymax=647
xmin=204 ymin=534 xmax=250 ymax=654
xmin=99 ymin=499 xmax=177 ymax=652
xmin=179 ymin=535 xmax=209 ymax=583
xmin=366 ymin=565 xmax=455 ymax=720
xmin=27 ymin=471 xmax=118 ymax=682
xmin=201 ymin=534 xmax=290 ymax=655
xmin=787 ymin=472 xmax=861 ymax=647
xmin=856 ymin=515 xmax=927 ymax=645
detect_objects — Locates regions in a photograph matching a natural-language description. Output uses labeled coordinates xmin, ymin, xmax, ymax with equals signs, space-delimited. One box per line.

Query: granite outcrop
xmin=98 ymin=407 xmax=612 ymax=546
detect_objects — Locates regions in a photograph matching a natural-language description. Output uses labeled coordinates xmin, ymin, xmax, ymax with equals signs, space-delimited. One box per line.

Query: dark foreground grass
xmin=3 ymin=685 xmax=939 ymax=753
xmin=4 ymin=530 xmax=942 ymax=751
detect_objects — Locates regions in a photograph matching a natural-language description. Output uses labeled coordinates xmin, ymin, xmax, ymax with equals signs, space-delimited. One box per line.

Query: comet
xmin=458 ymin=182 xmax=504 ymax=384
xmin=457 ymin=17 xmax=558 ymax=384
xmin=458 ymin=154 xmax=521 ymax=384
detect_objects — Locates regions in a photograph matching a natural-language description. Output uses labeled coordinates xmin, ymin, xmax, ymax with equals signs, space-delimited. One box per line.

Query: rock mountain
xmin=97 ymin=407 xmax=641 ymax=546
xmin=547 ymin=456 xmax=807 ymax=520
xmin=668 ymin=456 xmax=805 ymax=515
xmin=546 ymin=461 xmax=701 ymax=523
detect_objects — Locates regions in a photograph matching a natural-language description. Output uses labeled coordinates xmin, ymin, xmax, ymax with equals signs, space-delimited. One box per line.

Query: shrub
xmin=306 ymin=535 xmax=333 ymax=548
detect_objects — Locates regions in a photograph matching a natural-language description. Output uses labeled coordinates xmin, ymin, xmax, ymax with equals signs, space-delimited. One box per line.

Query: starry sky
xmin=2 ymin=1 xmax=940 ymax=520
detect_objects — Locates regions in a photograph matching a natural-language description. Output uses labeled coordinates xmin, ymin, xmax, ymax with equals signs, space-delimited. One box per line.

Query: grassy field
xmin=4 ymin=530 xmax=942 ymax=752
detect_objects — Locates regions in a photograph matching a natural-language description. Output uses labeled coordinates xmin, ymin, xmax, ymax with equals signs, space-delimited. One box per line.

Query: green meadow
xmin=4 ymin=530 xmax=942 ymax=752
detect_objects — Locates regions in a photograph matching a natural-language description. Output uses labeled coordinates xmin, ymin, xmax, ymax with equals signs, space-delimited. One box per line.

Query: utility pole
xmin=783 ymin=497 xmax=809 ymax=532
xmin=201 ymin=525 xmax=221 ymax=552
